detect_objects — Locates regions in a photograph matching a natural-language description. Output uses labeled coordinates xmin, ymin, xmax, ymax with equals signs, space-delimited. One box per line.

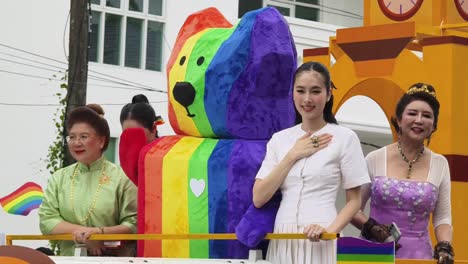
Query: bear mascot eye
xmin=197 ymin=56 xmax=205 ymax=66
xmin=179 ymin=56 xmax=186 ymax=66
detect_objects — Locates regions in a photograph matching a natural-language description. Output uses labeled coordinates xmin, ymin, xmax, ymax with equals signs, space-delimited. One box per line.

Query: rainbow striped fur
xmin=134 ymin=7 xmax=297 ymax=259
xmin=138 ymin=136 xmax=268 ymax=258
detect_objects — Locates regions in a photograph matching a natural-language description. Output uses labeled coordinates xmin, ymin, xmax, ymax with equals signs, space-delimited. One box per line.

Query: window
xmin=149 ymin=0 xmax=162 ymax=16
xmin=128 ymin=0 xmax=143 ymax=12
xmin=104 ymin=14 xmax=122 ymax=65
xmin=295 ymin=0 xmax=319 ymax=21
xmin=146 ymin=21 xmax=163 ymax=71
xmin=89 ymin=0 xmax=164 ymax=71
xmin=125 ymin=17 xmax=143 ymax=68
xmin=267 ymin=4 xmax=290 ymax=16
xmin=239 ymin=0 xmax=319 ymax=22
xmin=106 ymin=0 xmax=121 ymax=8
xmin=89 ymin=11 xmax=101 ymax=62
xmin=238 ymin=0 xmax=262 ymax=18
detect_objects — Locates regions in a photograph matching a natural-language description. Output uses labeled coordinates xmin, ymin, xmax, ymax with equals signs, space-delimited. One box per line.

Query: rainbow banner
xmin=0 ymin=182 xmax=44 ymax=216
xmin=337 ymin=237 xmax=395 ymax=263
xmin=138 ymin=136 xmax=267 ymax=258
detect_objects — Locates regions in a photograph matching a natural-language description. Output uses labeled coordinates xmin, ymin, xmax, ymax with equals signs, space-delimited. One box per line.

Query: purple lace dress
xmin=369 ymin=176 xmax=438 ymax=259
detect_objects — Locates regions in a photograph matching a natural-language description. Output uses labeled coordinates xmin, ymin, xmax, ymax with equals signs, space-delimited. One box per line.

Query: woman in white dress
xmin=252 ymin=62 xmax=370 ymax=264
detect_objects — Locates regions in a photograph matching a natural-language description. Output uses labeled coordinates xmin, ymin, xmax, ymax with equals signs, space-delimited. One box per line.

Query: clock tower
xmin=304 ymin=0 xmax=468 ymax=260
xmin=377 ymin=0 xmax=424 ymax=21
xmin=365 ymin=0 xmax=468 ymax=27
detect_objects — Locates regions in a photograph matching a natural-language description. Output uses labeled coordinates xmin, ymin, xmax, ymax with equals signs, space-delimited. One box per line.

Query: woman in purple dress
xmin=352 ymin=83 xmax=454 ymax=263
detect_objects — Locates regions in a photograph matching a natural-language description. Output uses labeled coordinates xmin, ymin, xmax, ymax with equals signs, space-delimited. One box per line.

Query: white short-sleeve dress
xmin=256 ymin=123 xmax=370 ymax=264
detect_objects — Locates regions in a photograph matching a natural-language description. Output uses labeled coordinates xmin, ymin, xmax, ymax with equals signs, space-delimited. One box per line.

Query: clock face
xmin=378 ymin=0 xmax=424 ymax=21
xmin=455 ymin=0 xmax=468 ymax=21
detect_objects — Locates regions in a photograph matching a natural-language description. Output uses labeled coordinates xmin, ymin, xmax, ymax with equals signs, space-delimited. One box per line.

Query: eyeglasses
xmin=66 ymin=134 xmax=93 ymax=144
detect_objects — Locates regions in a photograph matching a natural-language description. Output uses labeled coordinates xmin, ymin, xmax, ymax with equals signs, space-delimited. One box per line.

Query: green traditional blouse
xmin=39 ymin=156 xmax=137 ymax=256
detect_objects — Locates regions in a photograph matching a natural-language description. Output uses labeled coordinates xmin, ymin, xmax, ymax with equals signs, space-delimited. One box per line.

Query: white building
xmin=0 ymin=0 xmax=390 ymax=248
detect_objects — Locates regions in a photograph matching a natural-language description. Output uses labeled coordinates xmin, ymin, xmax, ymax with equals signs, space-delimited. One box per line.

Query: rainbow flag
xmin=337 ymin=237 xmax=395 ymax=263
xmin=0 ymin=182 xmax=44 ymax=216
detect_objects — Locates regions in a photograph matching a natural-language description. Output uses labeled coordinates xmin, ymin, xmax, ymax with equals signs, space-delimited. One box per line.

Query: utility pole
xmin=63 ymin=0 xmax=90 ymax=166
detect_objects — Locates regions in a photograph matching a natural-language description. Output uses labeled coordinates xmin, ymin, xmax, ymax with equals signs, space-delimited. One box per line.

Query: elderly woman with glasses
xmin=39 ymin=104 xmax=137 ymax=256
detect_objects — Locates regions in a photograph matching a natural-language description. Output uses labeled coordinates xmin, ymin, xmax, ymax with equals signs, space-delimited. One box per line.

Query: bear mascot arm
xmin=235 ymin=191 xmax=281 ymax=248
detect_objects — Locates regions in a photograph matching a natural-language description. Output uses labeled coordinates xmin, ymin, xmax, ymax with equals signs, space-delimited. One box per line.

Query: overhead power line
xmin=0 ymin=57 xmax=62 ymax=74
xmin=0 ymin=69 xmax=166 ymax=92
xmin=0 ymin=51 xmax=65 ymax=71
xmin=88 ymin=68 xmax=165 ymax=93
xmin=0 ymin=43 xmax=68 ymax=66
xmin=269 ymin=0 xmax=363 ymax=20
xmin=0 ymin=52 xmax=163 ymax=92
xmin=0 ymin=100 xmax=167 ymax=107
xmin=0 ymin=42 xmax=163 ymax=93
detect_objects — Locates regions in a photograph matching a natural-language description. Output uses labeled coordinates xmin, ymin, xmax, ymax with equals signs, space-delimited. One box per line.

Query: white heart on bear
xmin=190 ymin=178 xmax=206 ymax=198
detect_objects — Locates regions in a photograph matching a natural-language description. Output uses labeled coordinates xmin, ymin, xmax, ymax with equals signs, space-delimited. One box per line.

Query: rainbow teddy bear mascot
xmin=120 ymin=7 xmax=296 ymax=259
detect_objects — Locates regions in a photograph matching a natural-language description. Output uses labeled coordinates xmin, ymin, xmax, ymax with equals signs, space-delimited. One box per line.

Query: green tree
xmin=44 ymin=72 xmax=68 ymax=255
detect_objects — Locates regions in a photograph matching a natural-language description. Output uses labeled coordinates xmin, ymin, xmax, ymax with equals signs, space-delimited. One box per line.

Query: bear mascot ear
xmin=166 ymin=7 xmax=232 ymax=74
xmin=119 ymin=128 xmax=147 ymax=185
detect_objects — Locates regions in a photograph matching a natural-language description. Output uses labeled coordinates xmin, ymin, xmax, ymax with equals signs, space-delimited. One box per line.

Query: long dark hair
xmin=120 ymin=94 xmax=161 ymax=138
xmin=293 ymin=61 xmax=337 ymax=125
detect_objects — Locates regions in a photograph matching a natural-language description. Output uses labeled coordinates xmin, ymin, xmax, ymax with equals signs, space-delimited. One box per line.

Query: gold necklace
xmin=70 ymin=162 xmax=106 ymax=224
xmin=397 ymin=141 xmax=424 ymax=179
